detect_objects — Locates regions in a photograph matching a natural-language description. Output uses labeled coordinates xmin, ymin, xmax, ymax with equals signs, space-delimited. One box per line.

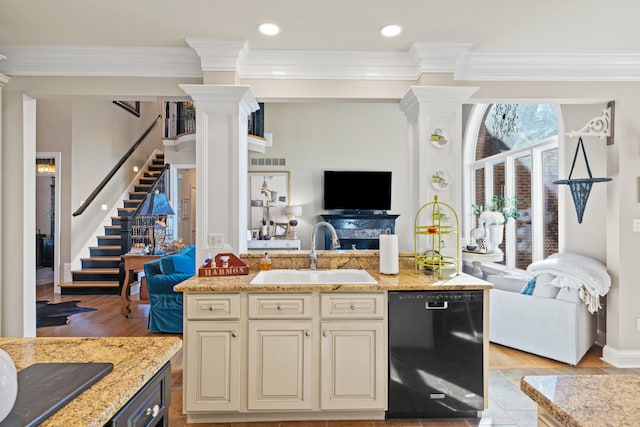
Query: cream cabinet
xmin=248 ymin=320 xmax=313 ymax=410
xmin=184 ymin=294 xmax=241 ymax=412
xmin=320 ymin=293 xmax=386 ymax=410
xmin=183 ymin=291 xmax=387 ymax=423
xmin=247 ymin=293 xmax=314 ymax=410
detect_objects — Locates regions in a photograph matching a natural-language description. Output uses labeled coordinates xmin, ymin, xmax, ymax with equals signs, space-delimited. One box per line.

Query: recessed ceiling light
xmin=259 ymin=23 xmax=280 ymax=36
xmin=380 ymin=24 xmax=402 ymax=37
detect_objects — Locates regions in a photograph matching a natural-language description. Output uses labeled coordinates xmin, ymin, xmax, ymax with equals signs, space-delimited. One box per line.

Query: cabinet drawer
xmin=109 ymin=362 xmax=170 ymax=426
xmin=186 ymin=294 xmax=240 ymax=320
xmin=321 ymin=293 xmax=385 ymax=319
xmin=248 ymin=294 xmax=312 ymax=319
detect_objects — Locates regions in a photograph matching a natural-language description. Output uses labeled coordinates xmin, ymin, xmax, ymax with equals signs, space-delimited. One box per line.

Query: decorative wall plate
xmin=430 ymin=128 xmax=450 ymax=148
xmin=431 ymin=170 xmax=451 ymax=191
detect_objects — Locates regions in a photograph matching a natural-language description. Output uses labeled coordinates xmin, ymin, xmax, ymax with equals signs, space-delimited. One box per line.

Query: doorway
xmin=36 ymin=152 xmax=61 ymax=292
xmin=171 ymin=166 xmax=196 ymax=246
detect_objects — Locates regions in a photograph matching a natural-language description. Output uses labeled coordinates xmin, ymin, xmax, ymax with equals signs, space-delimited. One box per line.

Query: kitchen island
xmin=0 ymin=336 xmax=181 ymax=426
xmin=521 ymin=374 xmax=640 ymax=426
xmin=175 ymin=251 xmax=491 ymax=424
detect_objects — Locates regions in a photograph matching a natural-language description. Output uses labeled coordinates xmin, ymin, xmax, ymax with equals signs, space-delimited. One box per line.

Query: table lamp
xmin=284 ymin=205 xmax=302 ymax=240
xmin=140 ymin=191 xmax=175 ymax=254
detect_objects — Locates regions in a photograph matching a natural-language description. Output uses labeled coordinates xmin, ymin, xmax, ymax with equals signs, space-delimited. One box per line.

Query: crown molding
xmin=3 ymin=42 xmax=640 ymax=82
xmin=237 ymin=43 xmax=471 ymax=80
xmin=455 ymin=52 xmax=640 ymax=81
xmin=185 ymin=39 xmax=248 ymax=72
xmin=0 ymin=45 xmax=202 ymax=77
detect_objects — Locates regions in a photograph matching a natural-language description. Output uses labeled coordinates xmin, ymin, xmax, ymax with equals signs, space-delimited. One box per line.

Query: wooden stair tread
xmin=81 ymin=256 xmax=121 ymax=262
xmin=90 ymin=245 xmax=120 ymax=250
xmin=72 ymin=268 xmax=119 ymax=274
xmin=98 ymin=235 xmax=120 ymax=239
xmin=59 ymin=281 xmax=118 ymax=288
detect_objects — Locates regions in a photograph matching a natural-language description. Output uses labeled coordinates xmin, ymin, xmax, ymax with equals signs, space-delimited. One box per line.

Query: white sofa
xmin=488 ymin=274 xmax=596 ymax=365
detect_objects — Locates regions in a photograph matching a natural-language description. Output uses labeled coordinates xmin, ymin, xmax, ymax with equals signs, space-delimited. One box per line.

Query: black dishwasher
xmin=387 ymin=290 xmax=484 ymax=418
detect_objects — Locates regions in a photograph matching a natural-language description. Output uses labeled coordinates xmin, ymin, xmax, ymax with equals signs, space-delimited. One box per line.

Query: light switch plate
xmin=633 ymin=219 xmax=640 ymax=232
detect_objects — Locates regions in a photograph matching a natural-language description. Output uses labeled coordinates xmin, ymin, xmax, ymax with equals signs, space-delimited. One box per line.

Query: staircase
xmin=60 ymin=153 xmax=166 ymax=295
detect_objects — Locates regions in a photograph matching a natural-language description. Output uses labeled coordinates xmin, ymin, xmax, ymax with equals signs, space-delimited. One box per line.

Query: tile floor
xmin=474 ymin=367 xmax=640 ymax=427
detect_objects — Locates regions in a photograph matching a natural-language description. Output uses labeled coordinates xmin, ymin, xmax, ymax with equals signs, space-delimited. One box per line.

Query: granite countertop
xmin=0 ymin=336 xmax=182 ymax=427
xmin=175 ymin=269 xmax=491 ymax=292
xmin=521 ymin=374 xmax=640 ymax=426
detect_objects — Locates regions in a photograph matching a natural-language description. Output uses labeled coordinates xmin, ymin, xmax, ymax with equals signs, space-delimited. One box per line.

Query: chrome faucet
xmin=309 ymin=221 xmax=340 ymax=270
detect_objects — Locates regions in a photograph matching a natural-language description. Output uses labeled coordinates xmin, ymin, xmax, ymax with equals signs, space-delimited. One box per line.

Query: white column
xmin=179 ymin=85 xmax=259 ymax=264
xmin=0 ymin=73 xmax=8 ymax=335
xmin=399 ymin=86 xmax=478 ymax=218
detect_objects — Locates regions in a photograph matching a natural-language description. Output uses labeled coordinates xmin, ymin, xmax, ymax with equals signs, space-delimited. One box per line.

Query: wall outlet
xmin=209 ymin=233 xmax=224 ymax=248
xmin=634 ymin=219 xmax=640 ymax=232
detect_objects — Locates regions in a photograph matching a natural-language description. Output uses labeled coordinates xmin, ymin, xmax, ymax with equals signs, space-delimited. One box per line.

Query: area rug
xmin=36 ymin=300 xmax=97 ymax=328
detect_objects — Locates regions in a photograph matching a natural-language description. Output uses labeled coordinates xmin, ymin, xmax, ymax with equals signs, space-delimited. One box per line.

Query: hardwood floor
xmin=35 ymin=284 xmax=611 ymax=426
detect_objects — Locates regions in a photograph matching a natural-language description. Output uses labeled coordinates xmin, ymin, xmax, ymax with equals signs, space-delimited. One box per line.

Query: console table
xmin=461 ymin=250 xmax=503 ymax=278
xmin=120 ymin=253 xmax=162 ymax=317
xmin=321 ymin=214 xmax=399 ymax=249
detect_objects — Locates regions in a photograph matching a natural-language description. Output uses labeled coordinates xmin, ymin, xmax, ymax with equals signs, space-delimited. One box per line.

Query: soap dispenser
xmin=260 ymin=252 xmax=272 ymax=270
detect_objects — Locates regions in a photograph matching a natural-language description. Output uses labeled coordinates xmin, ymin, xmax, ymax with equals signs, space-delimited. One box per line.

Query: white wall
xmin=252 ymin=102 xmax=410 ymax=251
xmin=69 ymin=100 xmax=162 ymax=262
xmin=559 ymin=104 xmax=609 ymax=263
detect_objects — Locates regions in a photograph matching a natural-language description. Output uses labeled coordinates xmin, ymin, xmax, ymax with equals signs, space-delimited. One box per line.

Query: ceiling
xmin=1 ymin=0 xmax=640 ymax=53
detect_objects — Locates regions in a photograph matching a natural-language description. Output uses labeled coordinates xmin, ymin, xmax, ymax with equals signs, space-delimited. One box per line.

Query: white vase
xmin=487 ymin=223 xmax=505 ymax=252
xmin=0 ymin=348 xmax=18 ymax=422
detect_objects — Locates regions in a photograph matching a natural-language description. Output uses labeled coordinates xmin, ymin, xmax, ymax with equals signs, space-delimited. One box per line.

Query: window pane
xmin=476 ymin=104 xmax=558 ymax=160
xmin=515 ymin=156 xmax=532 ymax=269
xmin=492 ymin=162 xmax=505 ymax=261
xmin=543 ymin=149 xmax=559 ymax=258
xmin=474 ymin=168 xmax=485 ymax=215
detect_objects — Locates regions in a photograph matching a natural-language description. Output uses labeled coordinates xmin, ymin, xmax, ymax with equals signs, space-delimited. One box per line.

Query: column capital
xmin=399 ymin=86 xmax=478 ymax=120
xmin=0 ymin=74 xmax=9 ymax=86
xmin=179 ymin=84 xmax=259 ymax=114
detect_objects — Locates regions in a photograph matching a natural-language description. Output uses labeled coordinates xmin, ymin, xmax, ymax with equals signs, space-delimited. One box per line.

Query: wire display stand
xmin=414 ymin=195 xmax=460 ymax=276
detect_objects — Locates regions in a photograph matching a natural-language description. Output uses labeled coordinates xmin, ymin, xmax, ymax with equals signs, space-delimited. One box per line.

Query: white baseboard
xmin=602 ymin=345 xmax=640 ymax=367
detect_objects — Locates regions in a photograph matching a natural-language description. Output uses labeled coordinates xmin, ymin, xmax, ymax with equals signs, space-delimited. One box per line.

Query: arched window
xmin=466 ymin=104 xmax=559 ymax=270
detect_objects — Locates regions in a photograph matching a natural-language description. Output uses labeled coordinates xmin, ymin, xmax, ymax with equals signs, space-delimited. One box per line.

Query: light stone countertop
xmin=0 ymin=336 xmax=182 ymax=427
xmin=175 ymin=268 xmax=491 ymax=292
xmin=521 ymin=374 xmax=640 ymax=426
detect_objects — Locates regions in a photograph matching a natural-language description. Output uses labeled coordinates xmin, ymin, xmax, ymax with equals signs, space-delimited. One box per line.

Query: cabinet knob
xmin=231 ymin=332 xmax=238 ymax=338
xmin=276 ymin=305 xmax=283 ymax=311
xmin=350 ymin=304 xmax=356 ymax=310
xmin=322 ymin=330 xmax=329 ymax=337
xmin=305 ymin=330 xmax=311 ymax=337
xmin=208 ymin=305 xmax=215 ymax=311
xmin=146 ymin=404 xmax=160 ymax=417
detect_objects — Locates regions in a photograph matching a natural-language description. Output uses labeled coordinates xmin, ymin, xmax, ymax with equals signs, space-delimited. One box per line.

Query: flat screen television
xmin=323 ymin=170 xmax=392 ymax=212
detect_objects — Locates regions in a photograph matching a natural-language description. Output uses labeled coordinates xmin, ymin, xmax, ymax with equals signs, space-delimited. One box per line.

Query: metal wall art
xmin=554 ymin=137 xmax=611 ymax=223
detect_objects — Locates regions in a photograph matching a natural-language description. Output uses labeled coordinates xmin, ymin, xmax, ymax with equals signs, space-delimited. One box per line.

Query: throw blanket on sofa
xmin=527 ymin=253 xmax=611 ymax=313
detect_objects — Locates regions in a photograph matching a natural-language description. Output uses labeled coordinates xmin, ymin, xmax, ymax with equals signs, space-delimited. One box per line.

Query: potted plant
xmin=472 ymin=196 xmax=522 ymax=251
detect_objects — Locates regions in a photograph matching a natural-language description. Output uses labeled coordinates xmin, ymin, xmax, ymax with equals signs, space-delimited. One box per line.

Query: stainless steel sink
xmin=250 ymin=269 xmax=377 ymax=285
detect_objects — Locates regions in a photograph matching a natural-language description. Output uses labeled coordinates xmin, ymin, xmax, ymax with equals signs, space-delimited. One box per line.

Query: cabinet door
xmin=248 ymin=320 xmax=313 ymax=411
xmin=184 ymin=321 xmax=240 ymax=412
xmin=320 ymin=321 xmax=386 ymax=410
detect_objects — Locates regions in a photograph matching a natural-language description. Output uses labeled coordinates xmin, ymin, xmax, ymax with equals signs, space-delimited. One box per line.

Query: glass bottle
xmin=259 ymin=252 xmax=272 ymax=270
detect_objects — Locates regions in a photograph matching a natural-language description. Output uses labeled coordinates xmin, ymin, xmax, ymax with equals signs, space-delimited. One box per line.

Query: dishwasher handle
xmin=426 ymin=301 xmax=448 ymax=310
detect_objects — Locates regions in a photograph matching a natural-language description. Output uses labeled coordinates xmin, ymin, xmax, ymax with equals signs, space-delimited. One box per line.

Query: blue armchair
xmin=143 ymin=245 xmax=195 ymax=333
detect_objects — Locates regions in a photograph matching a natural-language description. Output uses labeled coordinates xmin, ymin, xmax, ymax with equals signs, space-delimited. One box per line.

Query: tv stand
xmin=321 ymin=213 xmax=399 ymax=250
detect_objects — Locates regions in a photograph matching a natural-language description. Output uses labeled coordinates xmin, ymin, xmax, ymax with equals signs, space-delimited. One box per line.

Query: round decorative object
xmin=431 ymin=170 xmax=451 ymax=191
xmin=0 ymin=349 xmax=18 ymax=422
xmin=429 ymin=128 xmax=450 ymax=148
